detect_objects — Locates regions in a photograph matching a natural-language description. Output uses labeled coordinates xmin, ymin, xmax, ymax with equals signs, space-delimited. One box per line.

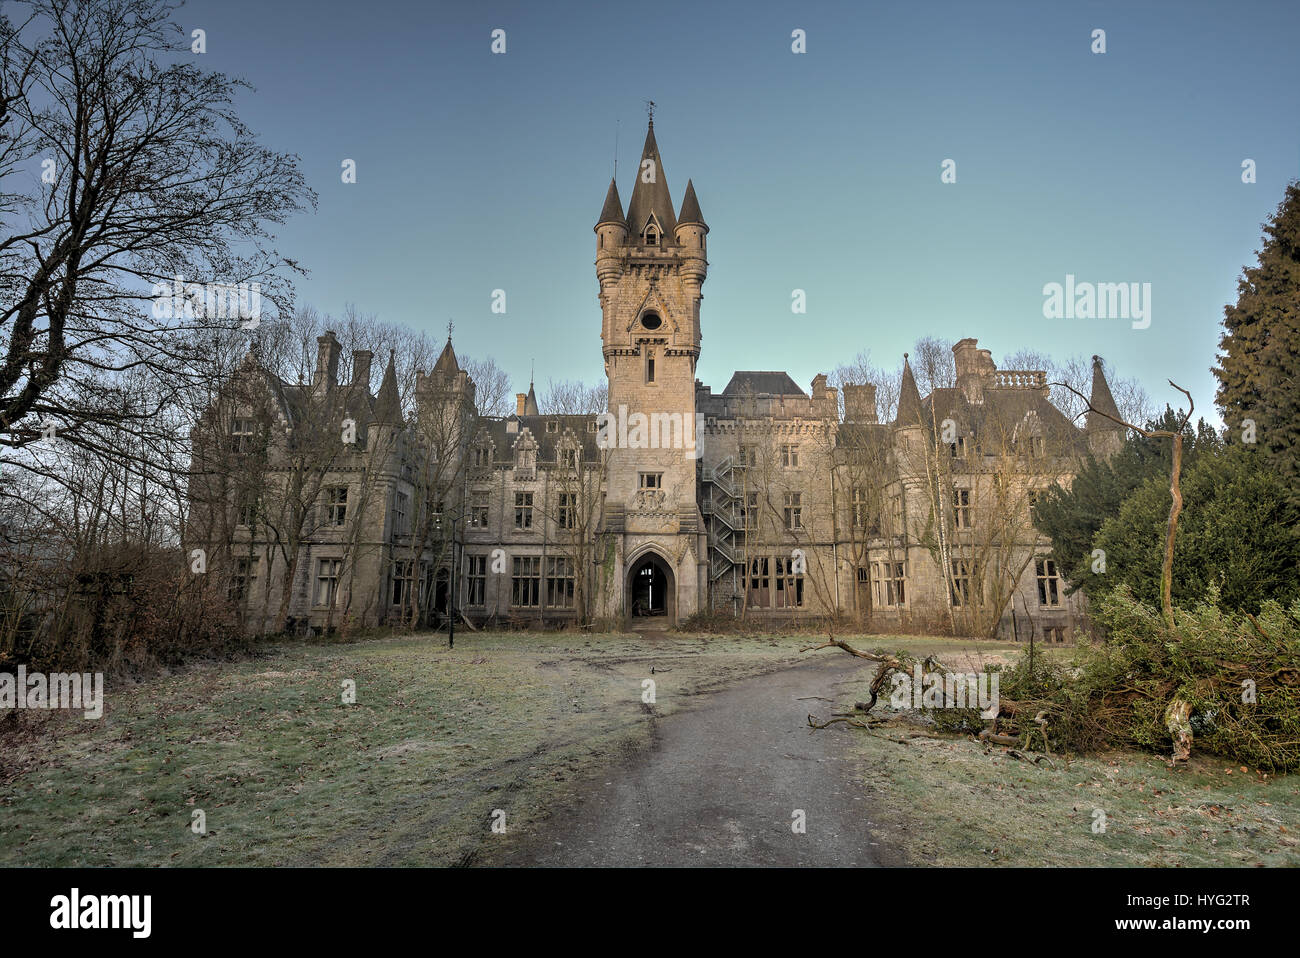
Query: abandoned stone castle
xmin=188 ymin=119 xmax=1127 ymax=641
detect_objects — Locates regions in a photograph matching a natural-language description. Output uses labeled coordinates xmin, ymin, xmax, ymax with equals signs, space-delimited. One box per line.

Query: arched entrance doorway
xmin=626 ymin=551 xmax=676 ymax=625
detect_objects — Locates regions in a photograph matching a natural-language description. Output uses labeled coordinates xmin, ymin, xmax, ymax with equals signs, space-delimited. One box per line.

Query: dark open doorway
xmin=627 ymin=551 xmax=675 ymax=625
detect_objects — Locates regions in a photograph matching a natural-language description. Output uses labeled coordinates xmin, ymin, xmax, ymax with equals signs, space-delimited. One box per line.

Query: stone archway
xmin=626 ymin=550 xmax=676 ymax=626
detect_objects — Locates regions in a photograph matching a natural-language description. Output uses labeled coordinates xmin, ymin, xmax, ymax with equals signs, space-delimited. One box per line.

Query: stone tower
xmin=594 ymin=118 xmax=709 ymax=624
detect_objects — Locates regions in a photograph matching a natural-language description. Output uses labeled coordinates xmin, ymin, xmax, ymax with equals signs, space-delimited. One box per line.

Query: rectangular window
xmin=546 ymin=420 xmax=559 ymax=433
xmin=511 ymin=556 xmax=541 ymax=607
xmin=466 ymin=555 xmax=487 ymax=606
xmin=1029 ymin=436 xmax=1045 ymax=459
xmin=560 ymin=447 xmax=578 ymax=469
xmin=774 ymin=556 xmax=804 ymax=608
xmin=639 ymin=472 xmax=662 ymax=490
xmin=948 ymin=436 xmax=967 ymax=459
xmin=872 ymin=561 xmax=906 ymax=607
xmin=391 ymin=490 xmax=409 ymax=536
xmin=557 ymin=492 xmax=576 ymax=530
xmin=781 ymin=444 xmax=799 ymax=468
xmin=890 ymin=491 xmax=905 ymax=534
xmin=231 ymin=417 xmax=256 ymax=453
xmin=237 ymin=490 xmax=257 ymax=528
xmin=950 ymin=558 xmax=973 ymax=607
xmin=316 ymin=558 xmax=342 ymax=606
xmin=545 ymin=557 xmax=575 ymax=609
xmin=469 ymin=491 xmax=489 ymax=528
xmin=783 ymin=492 xmax=802 ymax=530
xmin=747 ymin=556 xmax=770 ymax=608
xmin=851 ymin=486 xmax=869 ymax=529
xmin=646 ymin=356 xmax=656 ymax=384
xmin=325 ymin=486 xmax=348 ymax=526
xmin=738 ymin=445 xmax=757 ymax=468
xmin=472 ymin=445 xmax=490 ymax=468
xmin=229 ymin=556 xmax=257 ymax=602
xmin=952 ymin=487 xmax=972 ymax=528
xmin=740 ymin=491 xmax=758 ymax=527
xmin=391 ymin=558 xmax=415 ymax=605
xmin=1036 ymin=557 xmax=1062 ymax=607
xmin=515 ymin=491 xmax=534 ymax=529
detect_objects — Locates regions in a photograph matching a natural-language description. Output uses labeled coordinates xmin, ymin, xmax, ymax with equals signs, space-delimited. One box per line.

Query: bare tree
xmin=1004 ymin=350 xmax=1153 ymax=428
xmin=461 ymin=355 xmax=512 ymax=418
xmin=1 ymin=0 xmax=313 ymax=463
xmin=543 ymin=378 xmax=607 ymax=416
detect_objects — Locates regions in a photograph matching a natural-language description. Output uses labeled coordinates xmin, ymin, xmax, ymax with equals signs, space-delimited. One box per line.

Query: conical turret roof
xmin=596 ymin=178 xmax=625 ymax=229
xmin=373 ymin=351 xmax=403 ymax=423
xmin=895 ymin=355 xmax=923 ymax=425
xmin=677 ymin=179 xmax=706 ymax=229
xmin=624 ymin=121 xmax=676 ymax=240
xmin=1086 ymin=355 xmax=1123 ymax=431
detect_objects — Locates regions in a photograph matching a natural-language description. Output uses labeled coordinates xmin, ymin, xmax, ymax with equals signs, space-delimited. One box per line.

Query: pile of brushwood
xmin=809 ymin=586 xmax=1300 ymax=771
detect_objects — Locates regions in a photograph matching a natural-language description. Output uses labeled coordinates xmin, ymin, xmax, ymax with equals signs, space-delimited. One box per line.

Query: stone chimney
xmin=352 ymin=350 xmax=373 ymax=391
xmin=842 ymin=383 xmax=878 ymax=423
xmin=516 ymin=393 xmax=528 ymax=416
xmin=953 ymin=337 xmax=995 ymax=403
xmin=314 ymin=331 xmax=341 ymax=389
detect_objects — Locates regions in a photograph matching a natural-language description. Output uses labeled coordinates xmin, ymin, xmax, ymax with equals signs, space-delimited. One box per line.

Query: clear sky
xmin=179 ymin=0 xmax=1300 ymax=421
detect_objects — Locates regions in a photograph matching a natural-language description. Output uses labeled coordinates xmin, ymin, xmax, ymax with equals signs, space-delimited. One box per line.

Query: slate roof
xmin=1086 ymin=355 xmax=1124 ymax=432
xmin=919 ymin=386 xmax=1089 ymax=456
xmin=624 ymin=121 xmax=677 ymax=241
xmin=431 ymin=339 xmax=460 ymax=378
xmin=895 ymin=357 xmax=922 ymax=425
xmin=471 ymin=414 xmax=604 ymax=466
xmin=721 ymin=370 xmax=806 ymax=397
xmin=677 ymin=179 xmax=706 ymax=229
xmin=373 ymin=352 xmax=402 ymax=423
xmin=596 ymin=178 xmax=625 ymax=228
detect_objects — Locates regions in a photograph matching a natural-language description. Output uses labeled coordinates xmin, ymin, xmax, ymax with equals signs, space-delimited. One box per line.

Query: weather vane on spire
xmin=446 ymin=319 xmax=454 ymax=342
xmin=644 ymin=99 xmax=656 ymax=126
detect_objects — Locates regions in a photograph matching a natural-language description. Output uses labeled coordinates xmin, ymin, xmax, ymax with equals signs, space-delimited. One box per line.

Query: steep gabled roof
xmin=473 ymin=414 xmax=604 ymax=463
xmin=624 ymin=121 xmax=677 ymax=241
xmin=919 ymin=386 xmax=1089 ymax=457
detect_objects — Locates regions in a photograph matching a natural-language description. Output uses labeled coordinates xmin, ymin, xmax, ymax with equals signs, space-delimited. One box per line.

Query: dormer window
xmin=645 ymin=226 xmax=658 ymax=247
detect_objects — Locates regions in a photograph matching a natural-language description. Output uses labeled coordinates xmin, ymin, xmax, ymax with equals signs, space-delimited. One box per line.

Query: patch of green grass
xmin=0 ymin=630 xmax=809 ymax=867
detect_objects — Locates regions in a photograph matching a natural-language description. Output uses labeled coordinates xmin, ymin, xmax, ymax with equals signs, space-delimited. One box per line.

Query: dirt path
xmin=492 ymin=655 xmax=895 ymax=867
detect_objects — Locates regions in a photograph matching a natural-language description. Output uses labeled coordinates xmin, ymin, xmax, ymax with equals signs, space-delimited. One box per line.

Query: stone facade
xmin=190 ymin=120 xmax=1126 ymax=641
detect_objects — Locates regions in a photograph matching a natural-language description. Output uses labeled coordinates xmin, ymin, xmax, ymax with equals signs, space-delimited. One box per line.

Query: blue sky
xmin=181 ymin=0 xmax=1300 ymax=420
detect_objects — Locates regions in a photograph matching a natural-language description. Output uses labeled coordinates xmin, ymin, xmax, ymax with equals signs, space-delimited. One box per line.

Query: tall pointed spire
xmin=432 ymin=336 xmax=459 ymax=379
xmin=677 ymin=179 xmax=706 ymax=229
xmin=374 ymin=350 xmax=402 ymax=423
xmin=1086 ymin=355 xmax=1123 ymax=431
xmin=596 ymin=178 xmax=625 ymax=228
xmin=895 ymin=353 xmax=922 ymax=426
xmin=624 ymin=118 xmax=676 ymax=241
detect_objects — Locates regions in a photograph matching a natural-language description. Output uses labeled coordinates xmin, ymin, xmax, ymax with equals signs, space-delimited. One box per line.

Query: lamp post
xmin=443 ymin=508 xmax=465 ymax=649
